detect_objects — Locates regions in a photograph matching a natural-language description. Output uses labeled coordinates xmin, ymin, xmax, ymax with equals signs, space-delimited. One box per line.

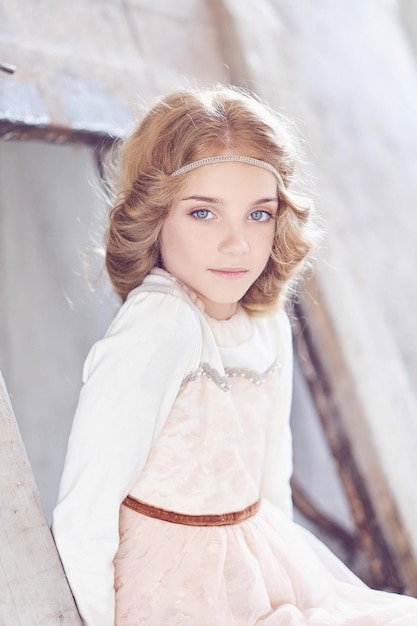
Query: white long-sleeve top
xmin=52 ymin=269 xmax=293 ymax=626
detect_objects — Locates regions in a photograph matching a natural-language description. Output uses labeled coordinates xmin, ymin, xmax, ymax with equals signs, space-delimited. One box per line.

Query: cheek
xmin=254 ymin=228 xmax=275 ymax=258
xmin=160 ymin=218 xmax=178 ymax=248
xmin=160 ymin=222 xmax=192 ymax=268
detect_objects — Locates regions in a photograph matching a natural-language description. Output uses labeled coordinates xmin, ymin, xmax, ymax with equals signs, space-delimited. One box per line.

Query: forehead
xmin=178 ymin=161 xmax=278 ymax=197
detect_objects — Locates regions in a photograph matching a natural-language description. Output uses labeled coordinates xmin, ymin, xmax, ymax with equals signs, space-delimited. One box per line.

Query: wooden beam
xmin=292 ymin=303 xmax=406 ymax=592
xmin=297 ymin=273 xmax=417 ymax=594
xmin=0 ymin=371 xmax=81 ymax=625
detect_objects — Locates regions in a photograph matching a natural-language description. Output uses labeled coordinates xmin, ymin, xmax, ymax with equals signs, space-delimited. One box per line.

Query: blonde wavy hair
xmin=106 ymin=86 xmax=319 ymax=314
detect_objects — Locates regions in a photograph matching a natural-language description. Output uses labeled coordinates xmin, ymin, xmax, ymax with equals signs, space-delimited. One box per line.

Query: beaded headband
xmin=171 ymin=155 xmax=283 ymax=186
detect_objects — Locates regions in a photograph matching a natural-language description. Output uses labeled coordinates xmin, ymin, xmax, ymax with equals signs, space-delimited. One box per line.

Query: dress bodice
xmin=129 ymin=365 xmax=282 ymax=514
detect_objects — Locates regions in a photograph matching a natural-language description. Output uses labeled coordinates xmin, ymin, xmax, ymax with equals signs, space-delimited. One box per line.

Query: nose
xmin=218 ymin=223 xmax=250 ymax=256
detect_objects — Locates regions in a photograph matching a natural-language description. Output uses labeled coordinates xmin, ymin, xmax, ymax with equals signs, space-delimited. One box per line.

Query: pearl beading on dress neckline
xmin=182 ymin=360 xmax=280 ymax=392
xmin=226 ymin=362 xmax=280 ymax=385
xmin=171 ymin=155 xmax=284 ymax=186
xmin=182 ymin=363 xmax=231 ymax=391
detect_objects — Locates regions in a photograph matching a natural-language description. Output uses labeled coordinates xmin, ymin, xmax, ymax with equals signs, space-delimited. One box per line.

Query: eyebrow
xmin=181 ymin=195 xmax=222 ymax=204
xmin=180 ymin=195 xmax=278 ymax=206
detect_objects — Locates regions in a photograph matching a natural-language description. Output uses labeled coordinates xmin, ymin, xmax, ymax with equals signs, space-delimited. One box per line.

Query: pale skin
xmin=160 ymin=161 xmax=279 ymax=320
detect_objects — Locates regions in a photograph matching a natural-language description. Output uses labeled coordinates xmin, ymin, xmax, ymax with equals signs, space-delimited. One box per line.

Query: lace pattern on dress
xmin=182 ymin=360 xmax=280 ymax=392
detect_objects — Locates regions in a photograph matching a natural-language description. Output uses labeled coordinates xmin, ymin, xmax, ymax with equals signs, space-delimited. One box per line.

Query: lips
xmin=209 ymin=268 xmax=249 ymax=280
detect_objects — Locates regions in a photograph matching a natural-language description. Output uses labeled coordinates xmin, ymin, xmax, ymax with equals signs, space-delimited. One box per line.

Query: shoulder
xmin=274 ymin=306 xmax=292 ymax=339
xmin=252 ymin=305 xmax=292 ymax=341
xmin=82 ymin=270 xmax=203 ymax=381
xmin=107 ymin=269 xmax=202 ymax=338
xmin=250 ymin=306 xmax=292 ymax=366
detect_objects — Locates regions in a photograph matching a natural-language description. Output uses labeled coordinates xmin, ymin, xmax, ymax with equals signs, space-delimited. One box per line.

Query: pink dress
xmin=112 ymin=277 xmax=417 ymax=625
xmin=53 ymin=269 xmax=417 ymax=625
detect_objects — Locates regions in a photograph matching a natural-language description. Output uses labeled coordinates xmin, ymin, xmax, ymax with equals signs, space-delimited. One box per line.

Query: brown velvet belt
xmin=122 ymin=495 xmax=261 ymax=526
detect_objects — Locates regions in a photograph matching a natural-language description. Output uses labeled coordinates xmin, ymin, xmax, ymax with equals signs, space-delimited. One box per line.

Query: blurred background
xmin=1 ymin=0 xmax=417 ymax=594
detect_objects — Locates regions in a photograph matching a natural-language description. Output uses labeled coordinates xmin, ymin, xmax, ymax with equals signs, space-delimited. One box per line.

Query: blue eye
xmin=191 ymin=209 xmax=213 ymax=220
xmin=250 ymin=210 xmax=271 ymax=222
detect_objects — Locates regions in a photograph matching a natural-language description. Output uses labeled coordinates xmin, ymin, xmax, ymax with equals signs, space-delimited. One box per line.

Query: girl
xmin=53 ymin=86 xmax=417 ymax=625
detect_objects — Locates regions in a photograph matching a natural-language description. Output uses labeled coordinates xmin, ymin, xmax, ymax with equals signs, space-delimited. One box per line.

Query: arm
xmin=52 ymin=292 xmax=201 ymax=626
xmin=261 ymin=309 xmax=294 ymax=518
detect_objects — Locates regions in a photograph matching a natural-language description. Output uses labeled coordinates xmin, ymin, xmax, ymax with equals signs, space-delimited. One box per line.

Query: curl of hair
xmin=105 ymin=85 xmax=320 ymax=314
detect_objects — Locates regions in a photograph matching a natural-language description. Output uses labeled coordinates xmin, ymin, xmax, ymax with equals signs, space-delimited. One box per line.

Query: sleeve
xmin=260 ymin=308 xmax=294 ymax=519
xmin=52 ymin=292 xmax=201 ymax=626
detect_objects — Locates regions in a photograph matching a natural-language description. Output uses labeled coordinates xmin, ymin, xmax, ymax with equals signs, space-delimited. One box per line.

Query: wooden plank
xmin=0 ymin=371 xmax=81 ymax=625
xmin=293 ymin=301 xmax=408 ymax=592
xmin=298 ymin=272 xmax=417 ymax=594
xmin=0 ymin=0 xmax=227 ymax=143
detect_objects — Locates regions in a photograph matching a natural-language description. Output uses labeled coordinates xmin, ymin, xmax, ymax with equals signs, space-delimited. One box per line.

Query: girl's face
xmin=160 ymin=161 xmax=278 ymax=320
